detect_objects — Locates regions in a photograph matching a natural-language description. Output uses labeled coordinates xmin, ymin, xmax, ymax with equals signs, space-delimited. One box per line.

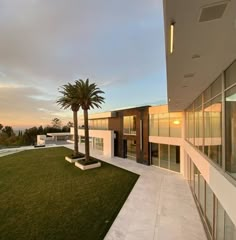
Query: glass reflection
xmin=159 ymin=113 xmax=169 ymax=136
xmin=160 ymin=144 xmax=169 ymax=169
xmin=126 ymin=139 xmax=136 ymax=160
xmin=195 ymin=107 xmax=203 ymax=151
xmin=204 ymin=95 xmax=222 ymax=166
xmin=225 ymin=85 xmax=236 ymax=178
xmin=169 ymin=112 xmax=182 ymax=137
xmin=151 ymin=143 xmax=159 ymax=166
xmin=224 ymin=211 xmax=236 ymax=239
xmin=216 ymin=200 xmax=224 ymax=240
xmin=170 ymin=145 xmax=180 ymax=172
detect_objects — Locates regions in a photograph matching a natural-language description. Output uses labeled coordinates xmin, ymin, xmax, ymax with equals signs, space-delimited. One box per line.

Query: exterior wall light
xmin=170 ymin=21 xmax=175 ymax=54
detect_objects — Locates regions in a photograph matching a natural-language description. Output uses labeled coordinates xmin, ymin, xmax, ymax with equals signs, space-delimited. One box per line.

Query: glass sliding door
xmin=170 ymin=145 xmax=180 ymax=172
xmin=160 ymin=144 xmax=169 ymax=169
xmin=151 ymin=143 xmax=159 ymax=166
xmin=126 ymin=139 xmax=136 ymax=160
xmin=151 ymin=144 xmax=180 ymax=173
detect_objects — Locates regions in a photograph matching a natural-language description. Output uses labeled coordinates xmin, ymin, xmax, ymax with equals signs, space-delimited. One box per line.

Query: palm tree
xmin=57 ymin=83 xmax=81 ymax=157
xmin=75 ymin=79 xmax=105 ymax=162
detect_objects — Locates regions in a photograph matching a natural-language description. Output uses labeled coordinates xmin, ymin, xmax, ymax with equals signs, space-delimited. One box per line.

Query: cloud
xmin=0 ymin=0 xmax=166 ymax=128
xmin=0 ymin=86 xmax=71 ymax=128
xmin=0 ymin=0 xmax=164 ymax=86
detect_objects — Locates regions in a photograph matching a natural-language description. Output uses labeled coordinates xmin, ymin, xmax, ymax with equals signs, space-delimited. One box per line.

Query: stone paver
xmin=66 ymin=144 xmax=207 ymax=240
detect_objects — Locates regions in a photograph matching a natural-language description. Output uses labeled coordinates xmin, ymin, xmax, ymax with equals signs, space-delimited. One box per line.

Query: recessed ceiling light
xmin=184 ymin=73 xmax=195 ymax=78
xmin=192 ymin=54 xmax=200 ymax=59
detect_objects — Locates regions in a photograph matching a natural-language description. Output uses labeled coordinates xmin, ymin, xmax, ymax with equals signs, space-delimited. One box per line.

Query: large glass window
xmin=88 ymin=119 xmax=108 ymax=130
xmin=225 ymin=211 xmax=236 ymax=240
xmin=151 ymin=143 xmax=180 ymax=173
xmin=188 ymin=157 xmax=236 ymax=240
xmin=170 ymin=145 xmax=180 ymax=172
xmin=225 ymin=85 xmax=236 ymax=179
xmin=126 ymin=139 xmax=136 ymax=160
xmin=194 ymin=165 xmax=199 ymax=199
xmin=188 ymin=107 xmax=195 ymax=144
xmin=186 ymin=74 xmax=224 ymax=167
xmin=206 ymin=183 xmax=214 ymax=234
xmin=149 ymin=114 xmax=158 ymax=136
xmin=204 ymin=95 xmax=222 ymax=166
xmin=199 ymin=173 xmax=205 ymax=214
xmin=151 ymin=143 xmax=159 ymax=166
xmin=149 ymin=112 xmax=182 ymax=137
xmin=123 ymin=116 xmax=136 ymax=135
xmin=225 ymin=60 xmax=236 ymax=89
xmin=195 ymin=107 xmax=203 ymax=151
xmin=94 ymin=138 xmax=103 ymax=151
xmin=160 ymin=144 xmax=169 ymax=169
xmin=169 ymin=112 xmax=182 ymax=137
xmin=190 ymin=159 xmax=194 ymax=190
xmin=212 ymin=76 xmax=222 ymax=97
xmin=159 ymin=113 xmax=169 ymax=136
xmin=216 ymin=200 xmax=224 ymax=240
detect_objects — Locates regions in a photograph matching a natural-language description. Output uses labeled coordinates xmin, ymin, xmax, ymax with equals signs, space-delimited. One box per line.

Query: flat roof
xmin=47 ymin=133 xmax=72 ymax=137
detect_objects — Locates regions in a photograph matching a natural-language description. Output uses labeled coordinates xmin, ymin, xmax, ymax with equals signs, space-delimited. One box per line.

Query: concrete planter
xmin=65 ymin=156 xmax=85 ymax=163
xmin=75 ymin=161 xmax=101 ymax=170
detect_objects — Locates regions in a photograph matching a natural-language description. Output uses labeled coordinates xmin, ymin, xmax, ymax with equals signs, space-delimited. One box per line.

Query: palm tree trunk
xmin=73 ymin=110 xmax=79 ymax=156
xmin=83 ymin=109 xmax=90 ymax=162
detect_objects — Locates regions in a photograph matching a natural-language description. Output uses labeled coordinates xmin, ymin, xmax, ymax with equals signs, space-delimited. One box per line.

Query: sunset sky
xmin=0 ymin=0 xmax=166 ymax=129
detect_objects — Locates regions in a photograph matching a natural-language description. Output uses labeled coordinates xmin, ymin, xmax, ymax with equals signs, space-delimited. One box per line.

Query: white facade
xmin=70 ymin=128 xmax=115 ymax=158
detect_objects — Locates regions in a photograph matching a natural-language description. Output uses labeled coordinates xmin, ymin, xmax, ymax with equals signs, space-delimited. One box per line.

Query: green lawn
xmin=0 ymin=147 xmax=139 ymax=240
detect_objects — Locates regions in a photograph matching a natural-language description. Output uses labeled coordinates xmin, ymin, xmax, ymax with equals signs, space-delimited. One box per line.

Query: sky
xmin=0 ymin=0 xmax=167 ymax=129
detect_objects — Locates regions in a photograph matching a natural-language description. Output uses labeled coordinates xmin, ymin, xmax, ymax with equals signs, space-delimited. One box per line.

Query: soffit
xmin=164 ymin=0 xmax=236 ymax=111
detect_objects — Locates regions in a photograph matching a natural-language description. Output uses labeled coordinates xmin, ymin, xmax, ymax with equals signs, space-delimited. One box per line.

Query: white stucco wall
xmin=70 ymin=128 xmax=115 ymax=158
xmin=37 ymin=135 xmax=46 ymax=145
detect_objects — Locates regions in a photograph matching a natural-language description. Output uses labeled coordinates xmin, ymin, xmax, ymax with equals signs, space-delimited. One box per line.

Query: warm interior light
xmin=173 ymin=120 xmax=180 ymax=125
xmin=170 ymin=22 xmax=175 ymax=53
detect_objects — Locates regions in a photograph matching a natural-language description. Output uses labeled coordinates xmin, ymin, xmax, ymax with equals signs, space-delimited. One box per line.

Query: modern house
xmin=71 ymin=0 xmax=236 ymax=238
xmin=163 ymin=0 xmax=236 ymax=239
xmin=36 ymin=0 xmax=236 ymax=238
xmin=71 ymin=104 xmax=183 ymax=173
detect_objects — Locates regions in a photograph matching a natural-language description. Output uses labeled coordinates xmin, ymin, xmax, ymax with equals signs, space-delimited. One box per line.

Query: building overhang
xmin=163 ymin=0 xmax=236 ymax=111
xmin=80 ymin=111 xmax=117 ymax=120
